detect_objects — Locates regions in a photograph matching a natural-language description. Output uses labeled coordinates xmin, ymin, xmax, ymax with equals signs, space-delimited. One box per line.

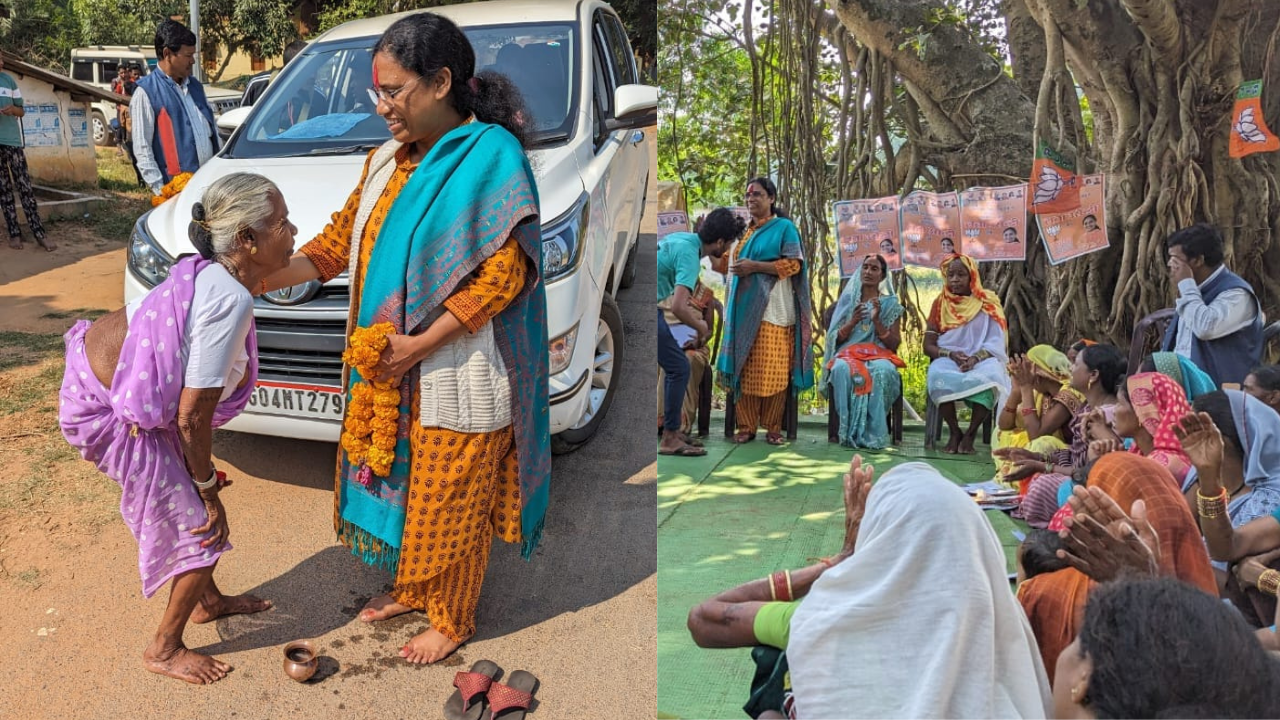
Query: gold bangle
xmin=1196 ymin=487 xmax=1229 ymax=519
xmin=1259 ymin=569 xmax=1280 ymax=597
xmin=785 ymin=570 xmax=793 ymax=602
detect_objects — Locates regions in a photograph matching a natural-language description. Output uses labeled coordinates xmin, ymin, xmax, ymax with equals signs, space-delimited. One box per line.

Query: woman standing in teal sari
xmin=262 ymin=14 xmax=549 ymax=666
xmin=717 ymin=177 xmax=814 ymax=445
xmin=822 ymin=254 xmax=903 ymax=449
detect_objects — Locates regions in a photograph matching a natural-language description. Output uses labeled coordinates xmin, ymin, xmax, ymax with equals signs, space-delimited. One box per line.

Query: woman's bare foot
xmin=143 ymin=640 xmax=231 ymax=684
xmin=190 ymin=592 xmax=273 ymax=624
xmin=358 ymin=594 xmax=415 ymax=623
xmin=399 ymin=627 xmax=468 ymax=664
xmin=34 ymin=236 xmax=55 ymax=252
xmin=7 ymin=235 xmax=21 ymax=250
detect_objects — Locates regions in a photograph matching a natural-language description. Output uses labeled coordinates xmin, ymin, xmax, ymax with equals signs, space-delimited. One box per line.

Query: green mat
xmin=657 ymin=414 xmax=1027 ymax=720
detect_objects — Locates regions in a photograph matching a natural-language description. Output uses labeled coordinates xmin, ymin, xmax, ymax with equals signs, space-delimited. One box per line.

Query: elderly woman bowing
xmin=58 ymin=172 xmax=295 ymax=683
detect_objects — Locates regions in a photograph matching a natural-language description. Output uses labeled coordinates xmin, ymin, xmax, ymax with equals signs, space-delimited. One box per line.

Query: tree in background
xmin=662 ymin=0 xmax=1280 ymax=353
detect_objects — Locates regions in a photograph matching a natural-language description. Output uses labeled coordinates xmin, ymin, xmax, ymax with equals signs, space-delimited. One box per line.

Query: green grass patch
xmin=0 ymin=363 xmax=65 ymax=416
xmin=0 ymin=332 xmax=66 ymax=373
xmin=12 ymin=567 xmax=42 ymax=589
xmin=40 ymin=308 xmax=109 ymax=321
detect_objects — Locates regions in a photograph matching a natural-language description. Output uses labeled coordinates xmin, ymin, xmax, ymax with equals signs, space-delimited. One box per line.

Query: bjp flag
xmin=1230 ymin=80 xmax=1280 ymax=159
xmin=1029 ymin=141 xmax=1081 ymax=215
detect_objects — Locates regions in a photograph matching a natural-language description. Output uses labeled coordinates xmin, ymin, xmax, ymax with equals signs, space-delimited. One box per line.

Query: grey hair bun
xmin=189 ymin=201 xmax=215 ymax=259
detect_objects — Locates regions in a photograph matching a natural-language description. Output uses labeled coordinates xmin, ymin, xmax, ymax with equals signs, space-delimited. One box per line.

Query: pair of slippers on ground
xmin=445 ymin=660 xmax=540 ymax=720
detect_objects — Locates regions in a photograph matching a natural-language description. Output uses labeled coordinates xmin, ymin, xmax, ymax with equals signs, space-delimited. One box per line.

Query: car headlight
xmin=542 ymin=194 xmax=589 ymax=282
xmin=548 ymin=322 xmax=579 ymax=376
xmin=127 ymin=211 xmax=175 ymax=288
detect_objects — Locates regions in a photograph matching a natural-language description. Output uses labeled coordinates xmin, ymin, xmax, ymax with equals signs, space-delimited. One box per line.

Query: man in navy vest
xmin=1161 ymin=223 xmax=1265 ymax=386
xmin=130 ymin=19 xmax=218 ymax=197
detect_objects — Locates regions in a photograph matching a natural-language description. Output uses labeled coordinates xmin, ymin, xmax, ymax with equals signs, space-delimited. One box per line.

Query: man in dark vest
xmin=1161 ymin=223 xmax=1264 ymax=386
xmin=130 ymin=19 xmax=218 ymax=198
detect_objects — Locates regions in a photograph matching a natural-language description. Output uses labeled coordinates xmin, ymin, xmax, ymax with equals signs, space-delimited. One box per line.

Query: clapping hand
xmin=1057 ymin=485 xmax=1160 ymax=582
xmin=1087 ymin=438 xmax=1121 ymax=463
xmin=1010 ymin=356 xmax=1036 ymax=387
xmin=1173 ymin=412 xmax=1225 ymax=479
xmin=850 ymin=303 xmax=869 ymax=325
xmin=840 ymin=455 xmax=874 ymax=558
xmin=1233 ymin=548 xmax=1280 ymax=589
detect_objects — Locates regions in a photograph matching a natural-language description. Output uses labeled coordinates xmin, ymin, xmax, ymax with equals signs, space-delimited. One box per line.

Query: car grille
xmin=210 ymin=97 xmax=241 ymax=117
xmin=252 ymin=277 xmax=349 ymax=388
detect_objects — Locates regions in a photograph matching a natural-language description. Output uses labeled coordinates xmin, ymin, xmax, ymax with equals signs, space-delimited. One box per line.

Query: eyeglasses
xmin=371 ymin=75 xmax=424 ymax=104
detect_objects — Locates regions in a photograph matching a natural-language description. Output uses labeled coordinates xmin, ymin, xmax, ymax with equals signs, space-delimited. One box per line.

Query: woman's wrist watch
xmin=193 ymin=468 xmax=219 ymax=491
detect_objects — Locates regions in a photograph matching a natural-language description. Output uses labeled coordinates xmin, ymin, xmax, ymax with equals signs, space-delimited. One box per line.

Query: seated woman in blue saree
xmin=717 ymin=177 xmax=814 ymax=445
xmin=822 ymin=254 xmax=903 ymax=449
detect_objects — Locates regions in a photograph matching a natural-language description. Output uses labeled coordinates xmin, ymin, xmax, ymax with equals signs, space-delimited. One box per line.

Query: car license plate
xmin=246 ymin=381 xmax=345 ymax=421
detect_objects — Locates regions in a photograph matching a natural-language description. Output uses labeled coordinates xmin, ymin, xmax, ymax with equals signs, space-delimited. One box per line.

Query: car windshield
xmin=225 ymin=21 xmax=577 ymax=159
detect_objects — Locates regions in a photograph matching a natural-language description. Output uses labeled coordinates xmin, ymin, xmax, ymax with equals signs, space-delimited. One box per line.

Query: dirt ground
xmin=0 ymin=149 xmax=657 ymax=718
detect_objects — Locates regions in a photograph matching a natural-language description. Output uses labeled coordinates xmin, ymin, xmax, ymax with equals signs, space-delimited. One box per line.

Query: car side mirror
xmin=604 ymin=84 xmax=657 ymax=132
xmin=217 ymin=106 xmax=251 ymax=134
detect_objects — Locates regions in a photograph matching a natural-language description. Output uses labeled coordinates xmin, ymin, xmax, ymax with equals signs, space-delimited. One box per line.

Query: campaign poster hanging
xmin=657 ymin=210 xmax=690 ymax=240
xmin=959 ymin=184 xmax=1028 ymax=261
xmin=1037 ymin=174 xmax=1108 ymax=265
xmin=900 ymin=190 xmax=961 ymax=268
xmin=833 ymin=196 xmax=902 ymax=276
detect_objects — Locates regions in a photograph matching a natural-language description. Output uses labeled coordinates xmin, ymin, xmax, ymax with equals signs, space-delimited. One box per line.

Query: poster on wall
xmin=1037 ymin=173 xmax=1108 ymax=265
xmin=958 ymin=184 xmax=1028 ymax=261
xmin=900 ymin=190 xmax=961 ymax=268
xmin=68 ymin=107 xmax=89 ymax=148
xmin=21 ymin=103 xmax=62 ymax=148
xmin=833 ymin=196 xmax=902 ymax=276
xmin=657 ymin=210 xmax=690 ymax=240
xmin=728 ymin=206 xmax=753 ymax=228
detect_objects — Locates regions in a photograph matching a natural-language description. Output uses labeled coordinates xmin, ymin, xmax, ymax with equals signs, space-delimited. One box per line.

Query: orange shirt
xmin=299 ymin=145 xmax=528 ymax=329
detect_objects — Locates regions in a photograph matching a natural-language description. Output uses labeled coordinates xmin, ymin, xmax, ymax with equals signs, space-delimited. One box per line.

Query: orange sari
xmin=1017 ymin=453 xmax=1216 ymax=681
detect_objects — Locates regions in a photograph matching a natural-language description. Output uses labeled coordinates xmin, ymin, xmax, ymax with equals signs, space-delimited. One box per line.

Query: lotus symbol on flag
xmin=1034 ymin=166 xmax=1065 ymax=205
xmin=964 ymin=228 xmax=981 ymax=238
xmin=1044 ymin=224 xmax=1061 ymax=237
xmin=1235 ymin=107 xmax=1267 ymax=143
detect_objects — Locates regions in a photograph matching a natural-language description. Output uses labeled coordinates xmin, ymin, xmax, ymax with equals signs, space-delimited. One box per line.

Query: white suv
xmin=124 ymin=0 xmax=654 ymax=453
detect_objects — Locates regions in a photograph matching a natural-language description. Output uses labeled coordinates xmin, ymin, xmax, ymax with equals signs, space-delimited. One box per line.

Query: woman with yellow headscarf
xmin=924 ymin=255 xmax=1012 ymax=454
xmin=993 ymin=345 xmax=1083 ymax=479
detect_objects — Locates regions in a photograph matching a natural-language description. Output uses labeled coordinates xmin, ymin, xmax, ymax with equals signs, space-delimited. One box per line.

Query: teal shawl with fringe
xmin=716 ymin=216 xmax=814 ymax=395
xmin=337 ymin=121 xmax=550 ymax=568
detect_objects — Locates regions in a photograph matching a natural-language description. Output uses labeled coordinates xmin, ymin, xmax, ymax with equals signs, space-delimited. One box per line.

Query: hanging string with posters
xmin=900 ymin=190 xmax=961 ymax=268
xmin=832 ymin=196 xmax=901 ymax=277
xmin=1037 ymin=174 xmax=1109 ymax=265
xmin=657 ymin=210 xmax=691 ymax=241
xmin=958 ymin=184 xmax=1028 ymax=262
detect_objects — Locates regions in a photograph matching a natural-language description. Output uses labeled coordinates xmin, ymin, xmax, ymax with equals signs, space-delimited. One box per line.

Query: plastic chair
xmin=1127 ymin=308 xmax=1176 ymax=376
xmin=923 ymin=395 xmax=993 ymax=451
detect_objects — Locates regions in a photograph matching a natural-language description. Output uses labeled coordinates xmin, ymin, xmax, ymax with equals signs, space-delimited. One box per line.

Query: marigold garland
xmin=150 ymin=172 xmax=194 ymax=207
xmin=340 ymin=322 xmax=400 ymax=483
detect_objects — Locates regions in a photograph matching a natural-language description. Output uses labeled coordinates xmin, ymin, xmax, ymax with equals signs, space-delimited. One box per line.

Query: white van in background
xmin=125 ymin=0 xmax=654 ymax=454
xmin=70 ymin=45 xmax=242 ymax=146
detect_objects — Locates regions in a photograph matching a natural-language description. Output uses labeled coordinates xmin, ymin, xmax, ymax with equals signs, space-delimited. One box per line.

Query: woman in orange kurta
xmin=716 ymin=177 xmax=814 ymax=445
xmin=262 ymin=15 xmax=548 ymax=665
